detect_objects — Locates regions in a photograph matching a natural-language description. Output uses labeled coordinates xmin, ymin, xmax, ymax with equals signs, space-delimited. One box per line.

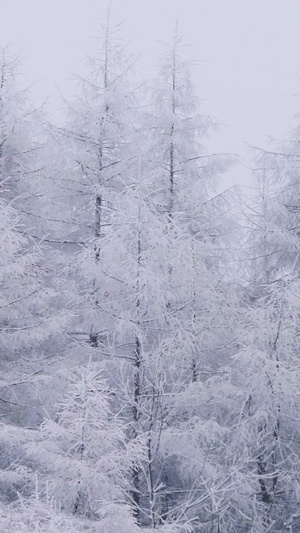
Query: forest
xmin=0 ymin=15 xmax=300 ymax=533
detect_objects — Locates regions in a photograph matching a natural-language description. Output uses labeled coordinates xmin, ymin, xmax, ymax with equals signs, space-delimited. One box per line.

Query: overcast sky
xmin=0 ymin=0 xmax=300 ymax=189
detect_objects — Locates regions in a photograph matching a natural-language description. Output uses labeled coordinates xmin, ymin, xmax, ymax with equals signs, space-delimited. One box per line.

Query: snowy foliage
xmin=3 ymin=15 xmax=300 ymax=533
xmin=26 ymin=366 xmax=143 ymax=520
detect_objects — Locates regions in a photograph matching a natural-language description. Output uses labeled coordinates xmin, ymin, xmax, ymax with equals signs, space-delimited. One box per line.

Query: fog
xmin=1 ymin=0 xmax=300 ymax=188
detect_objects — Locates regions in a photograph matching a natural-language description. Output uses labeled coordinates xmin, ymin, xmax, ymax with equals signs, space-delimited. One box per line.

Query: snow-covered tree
xmin=0 ymin=46 xmax=71 ymax=505
xmin=0 ymin=193 xmax=71 ymax=501
xmin=0 ymin=24 xmax=242 ymax=533
xmin=64 ymin=29 xmax=237 ymax=528
xmin=0 ymin=495 xmax=82 ymax=533
xmin=121 ymin=32 xmax=238 ymax=527
xmin=26 ymin=365 xmax=142 ymax=532
xmin=188 ymin=123 xmax=300 ymax=531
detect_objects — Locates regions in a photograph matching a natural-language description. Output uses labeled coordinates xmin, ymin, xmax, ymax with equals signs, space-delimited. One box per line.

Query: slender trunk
xmin=90 ymin=194 xmax=102 ymax=347
xmin=160 ymin=473 xmax=170 ymax=524
xmin=168 ymin=126 xmax=174 ymax=225
xmin=191 ymin=238 xmax=197 ymax=382
xmin=166 ymin=46 xmax=176 ymax=311
xmin=0 ymin=61 xmax=5 ymax=182
xmin=257 ymin=454 xmax=272 ymax=529
xmin=147 ymin=387 xmax=157 ymax=528
xmin=94 ymin=194 xmax=102 ymax=262
xmin=132 ymin=336 xmax=141 ymax=522
xmin=167 ymin=44 xmax=176 ymax=225
xmin=192 ymin=359 xmax=197 ymax=382
xmin=132 ymin=218 xmax=142 ymax=523
xmin=73 ymin=396 xmax=87 ymax=515
xmin=147 ymin=439 xmax=156 ymax=528
xmin=89 ymin=30 xmax=108 ymax=346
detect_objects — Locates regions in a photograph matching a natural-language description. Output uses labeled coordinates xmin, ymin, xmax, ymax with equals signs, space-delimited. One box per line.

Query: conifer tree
xmin=0 ymin=46 xmax=70 ymax=504
xmin=26 ymin=366 xmax=142 ymax=532
xmin=191 ymin=133 xmax=300 ymax=531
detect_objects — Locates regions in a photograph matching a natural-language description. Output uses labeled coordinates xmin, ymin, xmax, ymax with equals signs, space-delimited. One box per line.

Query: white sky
xmin=1 ymin=0 xmax=300 ymax=189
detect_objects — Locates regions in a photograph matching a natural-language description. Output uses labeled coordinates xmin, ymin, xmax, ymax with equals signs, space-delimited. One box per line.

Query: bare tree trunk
xmin=0 ymin=59 xmax=5 ymax=182
xmin=132 ymin=220 xmax=142 ymax=523
xmin=132 ymin=334 xmax=141 ymax=522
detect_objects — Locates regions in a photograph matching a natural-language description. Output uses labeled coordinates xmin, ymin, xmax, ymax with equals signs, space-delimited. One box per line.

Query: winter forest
xmin=1 ymin=10 xmax=300 ymax=533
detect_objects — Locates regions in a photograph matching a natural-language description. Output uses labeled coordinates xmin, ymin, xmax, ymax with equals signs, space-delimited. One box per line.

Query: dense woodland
xmin=1 ymin=18 xmax=300 ymax=533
